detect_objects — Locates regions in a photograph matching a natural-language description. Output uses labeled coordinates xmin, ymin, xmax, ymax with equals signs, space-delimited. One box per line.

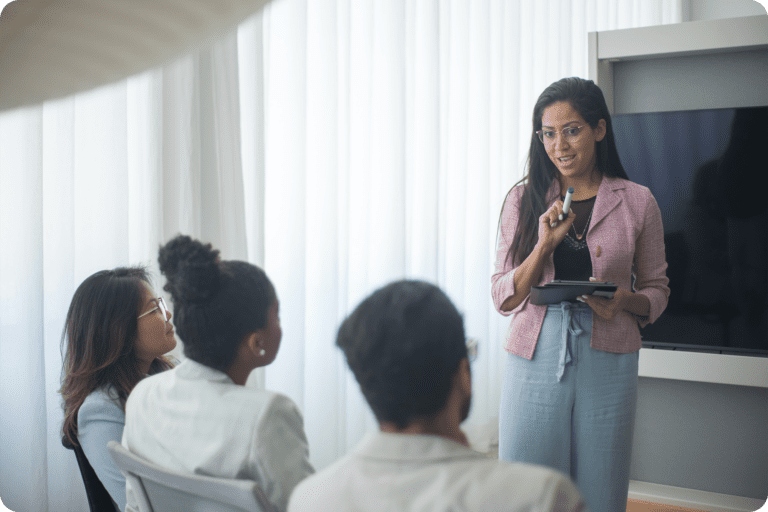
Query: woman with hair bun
xmin=60 ymin=267 xmax=175 ymax=512
xmin=122 ymin=235 xmax=314 ymax=512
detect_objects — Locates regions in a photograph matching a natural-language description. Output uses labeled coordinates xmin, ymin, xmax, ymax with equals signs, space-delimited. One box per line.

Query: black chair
xmin=62 ymin=435 xmax=117 ymax=512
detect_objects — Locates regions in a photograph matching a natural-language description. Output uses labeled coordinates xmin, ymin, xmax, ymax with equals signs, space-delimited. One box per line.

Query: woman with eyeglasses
xmin=60 ymin=267 xmax=176 ymax=511
xmin=121 ymin=234 xmax=314 ymax=512
xmin=492 ymin=77 xmax=669 ymax=512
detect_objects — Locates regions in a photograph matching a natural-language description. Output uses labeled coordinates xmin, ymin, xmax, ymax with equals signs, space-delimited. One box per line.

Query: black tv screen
xmin=612 ymin=106 xmax=768 ymax=356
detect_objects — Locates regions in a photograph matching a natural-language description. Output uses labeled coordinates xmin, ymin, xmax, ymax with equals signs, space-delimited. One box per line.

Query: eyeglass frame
xmin=466 ymin=337 xmax=479 ymax=363
xmin=535 ymin=125 xmax=586 ymax=144
xmin=138 ymin=297 xmax=168 ymax=320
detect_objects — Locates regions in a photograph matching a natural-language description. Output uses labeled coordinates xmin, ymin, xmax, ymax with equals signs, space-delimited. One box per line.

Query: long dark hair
xmin=158 ymin=235 xmax=276 ymax=372
xmin=60 ymin=267 xmax=174 ymax=447
xmin=502 ymin=77 xmax=629 ymax=266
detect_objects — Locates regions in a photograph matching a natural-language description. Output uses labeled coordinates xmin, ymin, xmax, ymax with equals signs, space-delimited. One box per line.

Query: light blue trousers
xmin=499 ymin=302 xmax=638 ymax=512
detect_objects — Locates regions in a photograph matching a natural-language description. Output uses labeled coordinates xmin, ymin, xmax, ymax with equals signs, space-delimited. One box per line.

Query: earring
xmin=258 ymin=348 xmax=266 ymax=356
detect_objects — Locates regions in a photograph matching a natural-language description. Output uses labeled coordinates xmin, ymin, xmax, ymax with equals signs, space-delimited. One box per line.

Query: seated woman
xmin=60 ymin=267 xmax=176 ymax=512
xmin=122 ymin=235 xmax=314 ymax=512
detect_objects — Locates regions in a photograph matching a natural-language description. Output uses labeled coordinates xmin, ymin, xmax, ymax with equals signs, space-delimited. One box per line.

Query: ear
xmin=595 ymin=118 xmax=607 ymax=142
xmin=243 ymin=332 xmax=261 ymax=356
xmin=457 ymin=358 xmax=472 ymax=398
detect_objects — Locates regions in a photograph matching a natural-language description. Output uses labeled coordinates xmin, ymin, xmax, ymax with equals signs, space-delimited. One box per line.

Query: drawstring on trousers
xmin=556 ymin=302 xmax=585 ymax=381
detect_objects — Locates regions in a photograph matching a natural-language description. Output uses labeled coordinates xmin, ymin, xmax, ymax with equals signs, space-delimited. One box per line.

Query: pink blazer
xmin=492 ymin=176 xmax=670 ymax=358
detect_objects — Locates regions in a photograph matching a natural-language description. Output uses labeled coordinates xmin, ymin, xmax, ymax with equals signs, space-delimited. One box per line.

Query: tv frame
xmin=588 ymin=15 xmax=768 ymax=388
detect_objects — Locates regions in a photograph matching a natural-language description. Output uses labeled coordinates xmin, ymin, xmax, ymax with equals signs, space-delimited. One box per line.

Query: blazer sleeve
xmin=633 ymin=190 xmax=670 ymax=326
xmin=78 ymin=392 xmax=126 ymax=512
xmin=492 ymin=187 xmax=523 ymax=316
xmin=251 ymin=394 xmax=315 ymax=512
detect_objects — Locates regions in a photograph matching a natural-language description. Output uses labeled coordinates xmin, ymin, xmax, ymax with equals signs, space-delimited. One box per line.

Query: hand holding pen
xmin=550 ymin=187 xmax=574 ymax=228
xmin=538 ymin=187 xmax=576 ymax=254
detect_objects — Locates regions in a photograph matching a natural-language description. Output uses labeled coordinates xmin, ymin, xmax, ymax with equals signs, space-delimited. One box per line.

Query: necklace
xmin=569 ymin=206 xmax=593 ymax=240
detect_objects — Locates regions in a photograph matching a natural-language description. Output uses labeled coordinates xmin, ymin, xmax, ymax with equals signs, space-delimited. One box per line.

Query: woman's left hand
xmin=577 ymin=277 xmax=631 ymax=321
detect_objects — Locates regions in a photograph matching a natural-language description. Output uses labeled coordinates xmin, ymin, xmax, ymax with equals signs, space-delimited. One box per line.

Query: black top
xmin=554 ymin=196 xmax=596 ymax=282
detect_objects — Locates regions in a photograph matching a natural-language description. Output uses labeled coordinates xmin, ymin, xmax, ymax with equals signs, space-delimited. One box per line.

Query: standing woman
xmin=60 ymin=267 xmax=176 ymax=511
xmin=122 ymin=235 xmax=314 ymax=512
xmin=492 ymin=77 xmax=669 ymax=512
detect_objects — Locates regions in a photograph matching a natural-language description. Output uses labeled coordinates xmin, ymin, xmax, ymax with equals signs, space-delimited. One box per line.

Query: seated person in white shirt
xmin=122 ymin=234 xmax=314 ymax=512
xmin=288 ymin=280 xmax=587 ymax=512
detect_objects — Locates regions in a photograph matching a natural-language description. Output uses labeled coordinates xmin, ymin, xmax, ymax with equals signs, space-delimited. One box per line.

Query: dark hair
xmin=60 ymin=267 xmax=173 ymax=447
xmin=503 ymin=77 xmax=629 ymax=266
xmin=158 ymin=235 xmax=276 ymax=372
xmin=336 ymin=280 xmax=467 ymax=429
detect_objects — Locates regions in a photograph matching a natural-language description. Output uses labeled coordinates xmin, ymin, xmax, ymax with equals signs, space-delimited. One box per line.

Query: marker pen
xmin=562 ymin=187 xmax=574 ymax=217
xmin=551 ymin=187 xmax=575 ymax=227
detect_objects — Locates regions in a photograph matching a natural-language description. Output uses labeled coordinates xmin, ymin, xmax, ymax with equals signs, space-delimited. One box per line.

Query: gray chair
xmin=107 ymin=441 xmax=273 ymax=512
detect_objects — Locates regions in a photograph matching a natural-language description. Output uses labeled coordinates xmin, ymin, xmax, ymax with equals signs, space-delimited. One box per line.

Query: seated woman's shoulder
xmin=253 ymin=391 xmax=306 ymax=430
xmin=240 ymin=388 xmax=300 ymax=415
xmin=78 ymin=386 xmax=125 ymax=428
xmin=266 ymin=391 xmax=301 ymax=413
xmin=81 ymin=386 xmax=122 ymax=412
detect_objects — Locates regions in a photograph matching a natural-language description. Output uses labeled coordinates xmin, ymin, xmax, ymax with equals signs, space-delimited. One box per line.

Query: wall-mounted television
xmin=612 ymin=106 xmax=768 ymax=356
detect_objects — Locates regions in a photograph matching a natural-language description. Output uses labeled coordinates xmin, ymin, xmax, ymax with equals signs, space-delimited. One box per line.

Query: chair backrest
xmin=62 ymin=435 xmax=117 ymax=512
xmin=107 ymin=441 xmax=273 ymax=512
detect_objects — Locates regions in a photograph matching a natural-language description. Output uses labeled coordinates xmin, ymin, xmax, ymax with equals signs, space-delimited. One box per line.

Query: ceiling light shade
xmin=0 ymin=0 xmax=271 ymax=111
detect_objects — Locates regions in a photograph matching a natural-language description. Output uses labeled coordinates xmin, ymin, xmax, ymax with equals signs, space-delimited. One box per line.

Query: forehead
xmin=138 ymin=281 xmax=155 ymax=303
xmin=541 ymin=101 xmax=585 ymax=127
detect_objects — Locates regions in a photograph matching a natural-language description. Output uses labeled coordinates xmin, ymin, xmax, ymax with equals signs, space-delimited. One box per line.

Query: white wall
xmin=683 ymin=0 xmax=767 ymax=22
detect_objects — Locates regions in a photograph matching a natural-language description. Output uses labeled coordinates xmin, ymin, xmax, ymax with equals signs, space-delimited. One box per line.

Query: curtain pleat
xmin=0 ymin=106 xmax=49 ymax=512
xmin=303 ymin=0 xmax=344 ymax=469
xmin=0 ymin=1 xmax=682 ymax=509
xmin=262 ymin=0 xmax=309 ymax=410
xmin=41 ymin=99 xmax=80 ymax=512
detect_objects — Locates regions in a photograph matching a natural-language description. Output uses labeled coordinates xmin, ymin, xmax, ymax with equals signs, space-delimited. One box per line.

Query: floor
xmin=627 ymin=499 xmax=706 ymax=512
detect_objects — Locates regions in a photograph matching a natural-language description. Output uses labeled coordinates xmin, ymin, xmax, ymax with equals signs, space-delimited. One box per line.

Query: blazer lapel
xmin=589 ymin=176 xmax=624 ymax=233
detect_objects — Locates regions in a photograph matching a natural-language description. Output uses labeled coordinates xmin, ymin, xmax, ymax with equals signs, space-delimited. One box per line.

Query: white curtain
xmin=0 ymin=1 xmax=681 ymax=510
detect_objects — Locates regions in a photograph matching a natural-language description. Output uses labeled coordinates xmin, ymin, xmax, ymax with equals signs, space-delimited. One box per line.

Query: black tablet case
xmin=529 ymin=280 xmax=617 ymax=305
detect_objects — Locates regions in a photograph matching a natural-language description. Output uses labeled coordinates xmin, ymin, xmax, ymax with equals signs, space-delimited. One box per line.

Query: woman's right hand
xmin=537 ymin=200 xmax=576 ymax=255
xmin=499 ymin=199 xmax=576 ymax=313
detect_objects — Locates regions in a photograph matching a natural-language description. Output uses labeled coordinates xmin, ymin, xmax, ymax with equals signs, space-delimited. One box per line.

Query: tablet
xmin=529 ymin=280 xmax=617 ymax=305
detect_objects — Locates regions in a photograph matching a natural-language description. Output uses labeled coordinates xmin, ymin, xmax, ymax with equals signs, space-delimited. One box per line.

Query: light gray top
xmin=78 ymin=386 xmax=125 ymax=512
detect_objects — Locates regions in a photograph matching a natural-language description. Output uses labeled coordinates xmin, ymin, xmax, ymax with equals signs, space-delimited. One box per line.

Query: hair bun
xmin=158 ymin=235 xmax=220 ymax=303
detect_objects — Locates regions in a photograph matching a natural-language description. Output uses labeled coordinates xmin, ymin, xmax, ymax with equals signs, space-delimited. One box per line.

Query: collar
xmin=174 ymin=358 xmax=234 ymax=384
xmin=591 ymin=176 xmax=625 ymax=229
xmin=546 ymin=176 xmax=626 ymax=231
xmin=353 ymin=431 xmax=483 ymax=464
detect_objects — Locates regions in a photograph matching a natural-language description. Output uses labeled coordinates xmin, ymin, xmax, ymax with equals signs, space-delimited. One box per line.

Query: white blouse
xmin=122 ymin=359 xmax=314 ymax=512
